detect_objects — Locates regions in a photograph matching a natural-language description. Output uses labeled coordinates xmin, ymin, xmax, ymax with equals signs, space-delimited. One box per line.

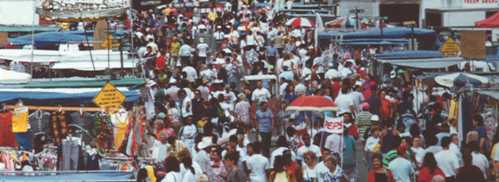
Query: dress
xmin=0 ymin=112 xmax=16 ymax=147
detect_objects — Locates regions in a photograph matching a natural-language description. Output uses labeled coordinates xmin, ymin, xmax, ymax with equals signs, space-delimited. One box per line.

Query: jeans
xmin=62 ymin=140 xmax=80 ymax=170
xmin=259 ymin=132 xmax=271 ymax=157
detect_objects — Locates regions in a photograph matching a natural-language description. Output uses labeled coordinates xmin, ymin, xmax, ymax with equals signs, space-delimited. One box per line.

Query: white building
xmin=421 ymin=0 xmax=499 ymax=28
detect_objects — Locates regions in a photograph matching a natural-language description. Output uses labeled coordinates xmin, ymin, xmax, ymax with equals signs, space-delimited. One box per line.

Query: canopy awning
xmin=376 ymin=50 xmax=443 ymax=59
xmin=478 ymin=90 xmax=499 ymax=101
xmin=476 ymin=12 xmax=499 ymax=28
xmin=52 ymin=60 xmax=137 ymax=71
xmin=377 ymin=57 xmax=464 ymax=69
xmin=318 ymin=27 xmax=436 ymax=40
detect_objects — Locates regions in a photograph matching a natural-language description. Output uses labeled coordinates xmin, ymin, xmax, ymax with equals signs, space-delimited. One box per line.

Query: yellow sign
xmin=440 ymin=38 xmax=461 ymax=56
xmin=93 ymin=82 xmax=126 ymax=113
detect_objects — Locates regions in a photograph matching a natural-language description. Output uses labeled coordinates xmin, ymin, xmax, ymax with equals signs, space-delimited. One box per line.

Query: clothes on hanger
xmin=61 ymin=136 xmax=82 ymax=170
xmin=29 ymin=110 xmax=51 ymax=135
xmin=111 ymin=109 xmax=130 ymax=150
xmin=51 ymin=111 xmax=68 ymax=145
xmin=0 ymin=111 xmax=16 ymax=147
xmin=12 ymin=105 xmax=29 ymax=133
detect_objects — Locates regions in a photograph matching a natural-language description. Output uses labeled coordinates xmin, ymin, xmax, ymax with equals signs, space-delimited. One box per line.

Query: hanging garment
xmin=111 ymin=111 xmax=129 ymax=150
xmin=15 ymin=132 xmax=33 ymax=151
xmin=69 ymin=112 xmax=97 ymax=145
xmin=0 ymin=152 xmax=15 ymax=171
xmin=12 ymin=106 xmax=29 ymax=133
xmin=50 ymin=111 xmax=68 ymax=145
xmin=448 ymin=98 xmax=458 ymax=121
xmin=29 ymin=110 xmax=51 ymax=135
xmin=0 ymin=111 xmax=17 ymax=147
xmin=95 ymin=114 xmax=114 ymax=151
xmin=145 ymin=165 xmax=157 ymax=182
xmin=62 ymin=138 xmax=81 ymax=170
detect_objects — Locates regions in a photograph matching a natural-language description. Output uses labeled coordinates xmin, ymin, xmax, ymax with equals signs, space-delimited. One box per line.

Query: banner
xmin=323 ymin=117 xmax=344 ymax=134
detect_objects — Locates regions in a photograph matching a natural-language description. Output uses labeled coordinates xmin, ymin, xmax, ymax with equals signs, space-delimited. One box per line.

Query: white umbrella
xmin=286 ymin=17 xmax=312 ymax=28
xmin=435 ymin=72 xmax=489 ymax=88
xmin=0 ymin=68 xmax=31 ymax=84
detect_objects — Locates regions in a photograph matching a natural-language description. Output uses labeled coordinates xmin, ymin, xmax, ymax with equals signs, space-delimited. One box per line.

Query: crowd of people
xmin=123 ymin=1 xmax=499 ymax=182
xmin=1 ymin=1 xmax=498 ymax=182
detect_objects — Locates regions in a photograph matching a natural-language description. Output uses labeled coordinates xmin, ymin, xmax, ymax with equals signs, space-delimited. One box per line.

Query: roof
xmin=476 ymin=12 xmax=499 ymax=28
xmin=1 ymin=77 xmax=145 ymax=88
xmin=377 ymin=57 xmax=465 ymax=69
xmin=376 ymin=50 xmax=443 ymax=59
xmin=0 ymin=25 xmax=59 ymax=33
xmin=478 ymin=90 xmax=499 ymax=101
xmin=319 ymin=27 xmax=436 ymax=40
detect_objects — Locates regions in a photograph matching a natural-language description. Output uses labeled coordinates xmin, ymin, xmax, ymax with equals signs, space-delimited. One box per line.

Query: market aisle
xmin=357 ymin=141 xmax=368 ymax=182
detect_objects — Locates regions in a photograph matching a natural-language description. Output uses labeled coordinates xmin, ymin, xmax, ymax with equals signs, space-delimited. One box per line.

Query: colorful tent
xmin=476 ymin=12 xmax=499 ymax=28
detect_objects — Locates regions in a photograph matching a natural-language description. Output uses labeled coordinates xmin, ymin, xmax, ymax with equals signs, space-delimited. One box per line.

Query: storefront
xmin=421 ymin=0 xmax=499 ymax=28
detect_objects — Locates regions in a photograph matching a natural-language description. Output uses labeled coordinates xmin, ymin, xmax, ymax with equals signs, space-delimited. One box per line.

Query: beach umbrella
xmin=286 ymin=17 xmax=312 ymax=28
xmin=435 ymin=72 xmax=489 ymax=88
xmin=286 ymin=95 xmax=337 ymax=112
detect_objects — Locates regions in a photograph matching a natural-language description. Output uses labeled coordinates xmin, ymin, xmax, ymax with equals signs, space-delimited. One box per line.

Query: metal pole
xmin=120 ymin=38 xmax=124 ymax=77
xmin=355 ymin=8 xmax=359 ymax=30
xmin=31 ymin=0 xmax=35 ymax=79
xmin=411 ymin=25 xmax=415 ymax=50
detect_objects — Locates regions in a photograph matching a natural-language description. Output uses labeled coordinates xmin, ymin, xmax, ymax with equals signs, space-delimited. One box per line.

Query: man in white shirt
xmin=182 ymin=65 xmax=198 ymax=83
xmin=388 ymin=146 xmax=415 ymax=182
xmin=435 ymin=137 xmax=460 ymax=180
xmin=270 ymin=136 xmax=296 ymax=167
xmin=246 ymin=142 xmax=270 ymax=182
xmin=470 ymin=142 xmax=489 ymax=179
xmin=179 ymin=42 xmax=195 ymax=66
xmin=251 ymin=81 xmax=271 ymax=103
xmin=335 ymin=87 xmax=355 ymax=114
xmin=297 ymin=133 xmax=321 ymax=162
xmin=196 ymin=38 xmax=209 ymax=64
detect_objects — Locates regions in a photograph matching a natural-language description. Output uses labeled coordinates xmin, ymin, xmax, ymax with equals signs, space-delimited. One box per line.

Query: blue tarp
xmin=340 ymin=38 xmax=409 ymax=46
xmin=375 ymin=50 xmax=443 ymax=60
xmin=0 ymin=90 xmax=140 ymax=105
xmin=318 ymin=27 xmax=436 ymax=40
xmin=9 ymin=30 xmax=126 ymax=46
xmin=0 ymin=171 xmax=134 ymax=182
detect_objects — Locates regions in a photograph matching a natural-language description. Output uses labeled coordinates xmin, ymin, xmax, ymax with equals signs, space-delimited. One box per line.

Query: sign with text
xmin=463 ymin=0 xmax=499 ymax=8
xmin=93 ymin=82 xmax=126 ymax=113
xmin=460 ymin=30 xmax=486 ymax=60
xmin=324 ymin=117 xmax=344 ymax=134
xmin=440 ymin=38 xmax=461 ymax=57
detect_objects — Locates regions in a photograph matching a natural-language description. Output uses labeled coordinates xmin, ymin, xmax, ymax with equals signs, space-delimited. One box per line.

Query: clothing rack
xmin=5 ymin=105 xmax=102 ymax=112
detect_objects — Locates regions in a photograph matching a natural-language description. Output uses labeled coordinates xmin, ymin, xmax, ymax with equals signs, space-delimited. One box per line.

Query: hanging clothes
xmin=61 ymin=137 xmax=81 ymax=170
xmin=111 ymin=110 xmax=130 ymax=150
xmin=448 ymin=98 xmax=458 ymax=121
xmin=0 ymin=111 xmax=17 ymax=147
xmin=95 ymin=114 xmax=114 ymax=151
xmin=29 ymin=110 xmax=51 ymax=135
xmin=12 ymin=106 xmax=29 ymax=133
xmin=15 ymin=132 xmax=33 ymax=151
xmin=51 ymin=111 xmax=68 ymax=145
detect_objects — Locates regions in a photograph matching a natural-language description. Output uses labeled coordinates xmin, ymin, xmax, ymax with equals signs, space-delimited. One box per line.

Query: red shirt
xmin=155 ymin=55 xmax=167 ymax=71
xmin=417 ymin=167 xmax=444 ymax=182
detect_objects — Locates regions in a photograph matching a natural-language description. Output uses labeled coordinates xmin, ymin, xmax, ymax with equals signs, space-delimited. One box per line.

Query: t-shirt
xmin=471 ymin=151 xmax=489 ymax=179
xmin=162 ymin=171 xmax=182 ymax=182
xmin=197 ymin=43 xmax=209 ymax=57
xmin=342 ymin=135 xmax=356 ymax=167
xmin=435 ymin=150 xmax=460 ymax=177
xmin=335 ymin=92 xmax=354 ymax=113
xmin=388 ymin=157 xmax=414 ymax=182
xmin=251 ymin=88 xmax=271 ymax=103
xmin=12 ymin=106 xmax=29 ymax=133
xmin=256 ymin=109 xmax=273 ymax=133
xmin=247 ymin=154 xmax=270 ymax=182
xmin=315 ymin=162 xmax=343 ymax=182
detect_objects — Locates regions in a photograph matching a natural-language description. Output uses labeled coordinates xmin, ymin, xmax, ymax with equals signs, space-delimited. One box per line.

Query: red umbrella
xmin=476 ymin=12 xmax=499 ymax=28
xmin=286 ymin=17 xmax=313 ymax=28
xmin=286 ymin=95 xmax=337 ymax=112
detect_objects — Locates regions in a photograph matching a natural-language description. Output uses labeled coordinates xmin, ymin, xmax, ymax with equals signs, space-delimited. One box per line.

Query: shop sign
xmin=463 ymin=0 xmax=499 ymax=8
xmin=93 ymin=82 xmax=126 ymax=113
xmin=440 ymin=38 xmax=461 ymax=57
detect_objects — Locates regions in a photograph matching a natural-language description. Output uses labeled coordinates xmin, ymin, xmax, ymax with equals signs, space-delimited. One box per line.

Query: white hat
xmin=370 ymin=115 xmax=380 ymax=121
xmin=198 ymin=24 xmax=206 ymax=30
xmin=197 ymin=136 xmax=214 ymax=150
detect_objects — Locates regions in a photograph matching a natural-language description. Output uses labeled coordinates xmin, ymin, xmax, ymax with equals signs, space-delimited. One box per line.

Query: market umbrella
xmin=435 ymin=72 xmax=489 ymax=88
xmin=286 ymin=17 xmax=313 ymax=28
xmin=286 ymin=95 xmax=337 ymax=112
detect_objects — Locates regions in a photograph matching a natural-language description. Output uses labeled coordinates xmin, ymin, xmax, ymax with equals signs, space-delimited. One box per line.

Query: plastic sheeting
xmin=0 ymin=89 xmax=140 ymax=105
xmin=377 ymin=57 xmax=465 ymax=69
xmin=318 ymin=27 xmax=436 ymax=40
xmin=375 ymin=50 xmax=443 ymax=59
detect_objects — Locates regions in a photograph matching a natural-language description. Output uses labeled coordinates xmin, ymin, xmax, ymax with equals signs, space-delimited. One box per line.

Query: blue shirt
xmin=256 ymin=109 xmax=273 ymax=133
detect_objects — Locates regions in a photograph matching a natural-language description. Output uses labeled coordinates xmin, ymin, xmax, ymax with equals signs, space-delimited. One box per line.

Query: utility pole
xmin=349 ymin=8 xmax=365 ymax=30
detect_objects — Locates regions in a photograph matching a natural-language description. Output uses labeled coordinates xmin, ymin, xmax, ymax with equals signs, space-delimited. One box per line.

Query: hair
xmin=422 ymin=153 xmax=438 ymax=174
xmin=441 ymin=136 xmax=451 ymax=148
xmin=249 ymin=142 xmax=261 ymax=154
xmin=473 ymin=114 xmax=484 ymax=126
xmin=164 ymin=156 xmax=180 ymax=173
xmin=224 ymin=151 xmax=240 ymax=164
xmin=276 ymin=136 xmax=288 ymax=147
xmin=303 ymin=151 xmax=317 ymax=162
xmin=229 ymin=135 xmax=238 ymax=144
xmin=273 ymin=155 xmax=285 ymax=172
xmin=181 ymin=155 xmax=195 ymax=174
xmin=371 ymin=153 xmax=383 ymax=162
xmin=409 ymin=123 xmax=421 ymax=137
xmin=462 ymin=152 xmax=473 ymax=166
xmin=426 ymin=135 xmax=438 ymax=147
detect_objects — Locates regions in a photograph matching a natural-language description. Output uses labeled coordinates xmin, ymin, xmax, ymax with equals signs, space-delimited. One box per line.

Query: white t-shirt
xmin=246 ymin=154 xmax=270 ymax=182
xmin=179 ymin=44 xmax=194 ymax=57
xmin=388 ymin=157 xmax=414 ymax=182
xmin=152 ymin=140 xmax=168 ymax=162
xmin=303 ymin=164 xmax=318 ymax=181
xmin=335 ymin=92 xmax=354 ymax=114
xmin=324 ymin=133 xmax=342 ymax=154
xmin=411 ymin=147 xmax=426 ymax=167
xmin=182 ymin=66 xmax=198 ymax=82
xmin=472 ymin=151 xmax=489 ymax=179
xmin=197 ymin=43 xmax=209 ymax=57
xmin=435 ymin=149 xmax=460 ymax=177
xmin=297 ymin=144 xmax=322 ymax=161
xmin=162 ymin=171 xmax=182 ymax=182
xmin=251 ymin=88 xmax=271 ymax=103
